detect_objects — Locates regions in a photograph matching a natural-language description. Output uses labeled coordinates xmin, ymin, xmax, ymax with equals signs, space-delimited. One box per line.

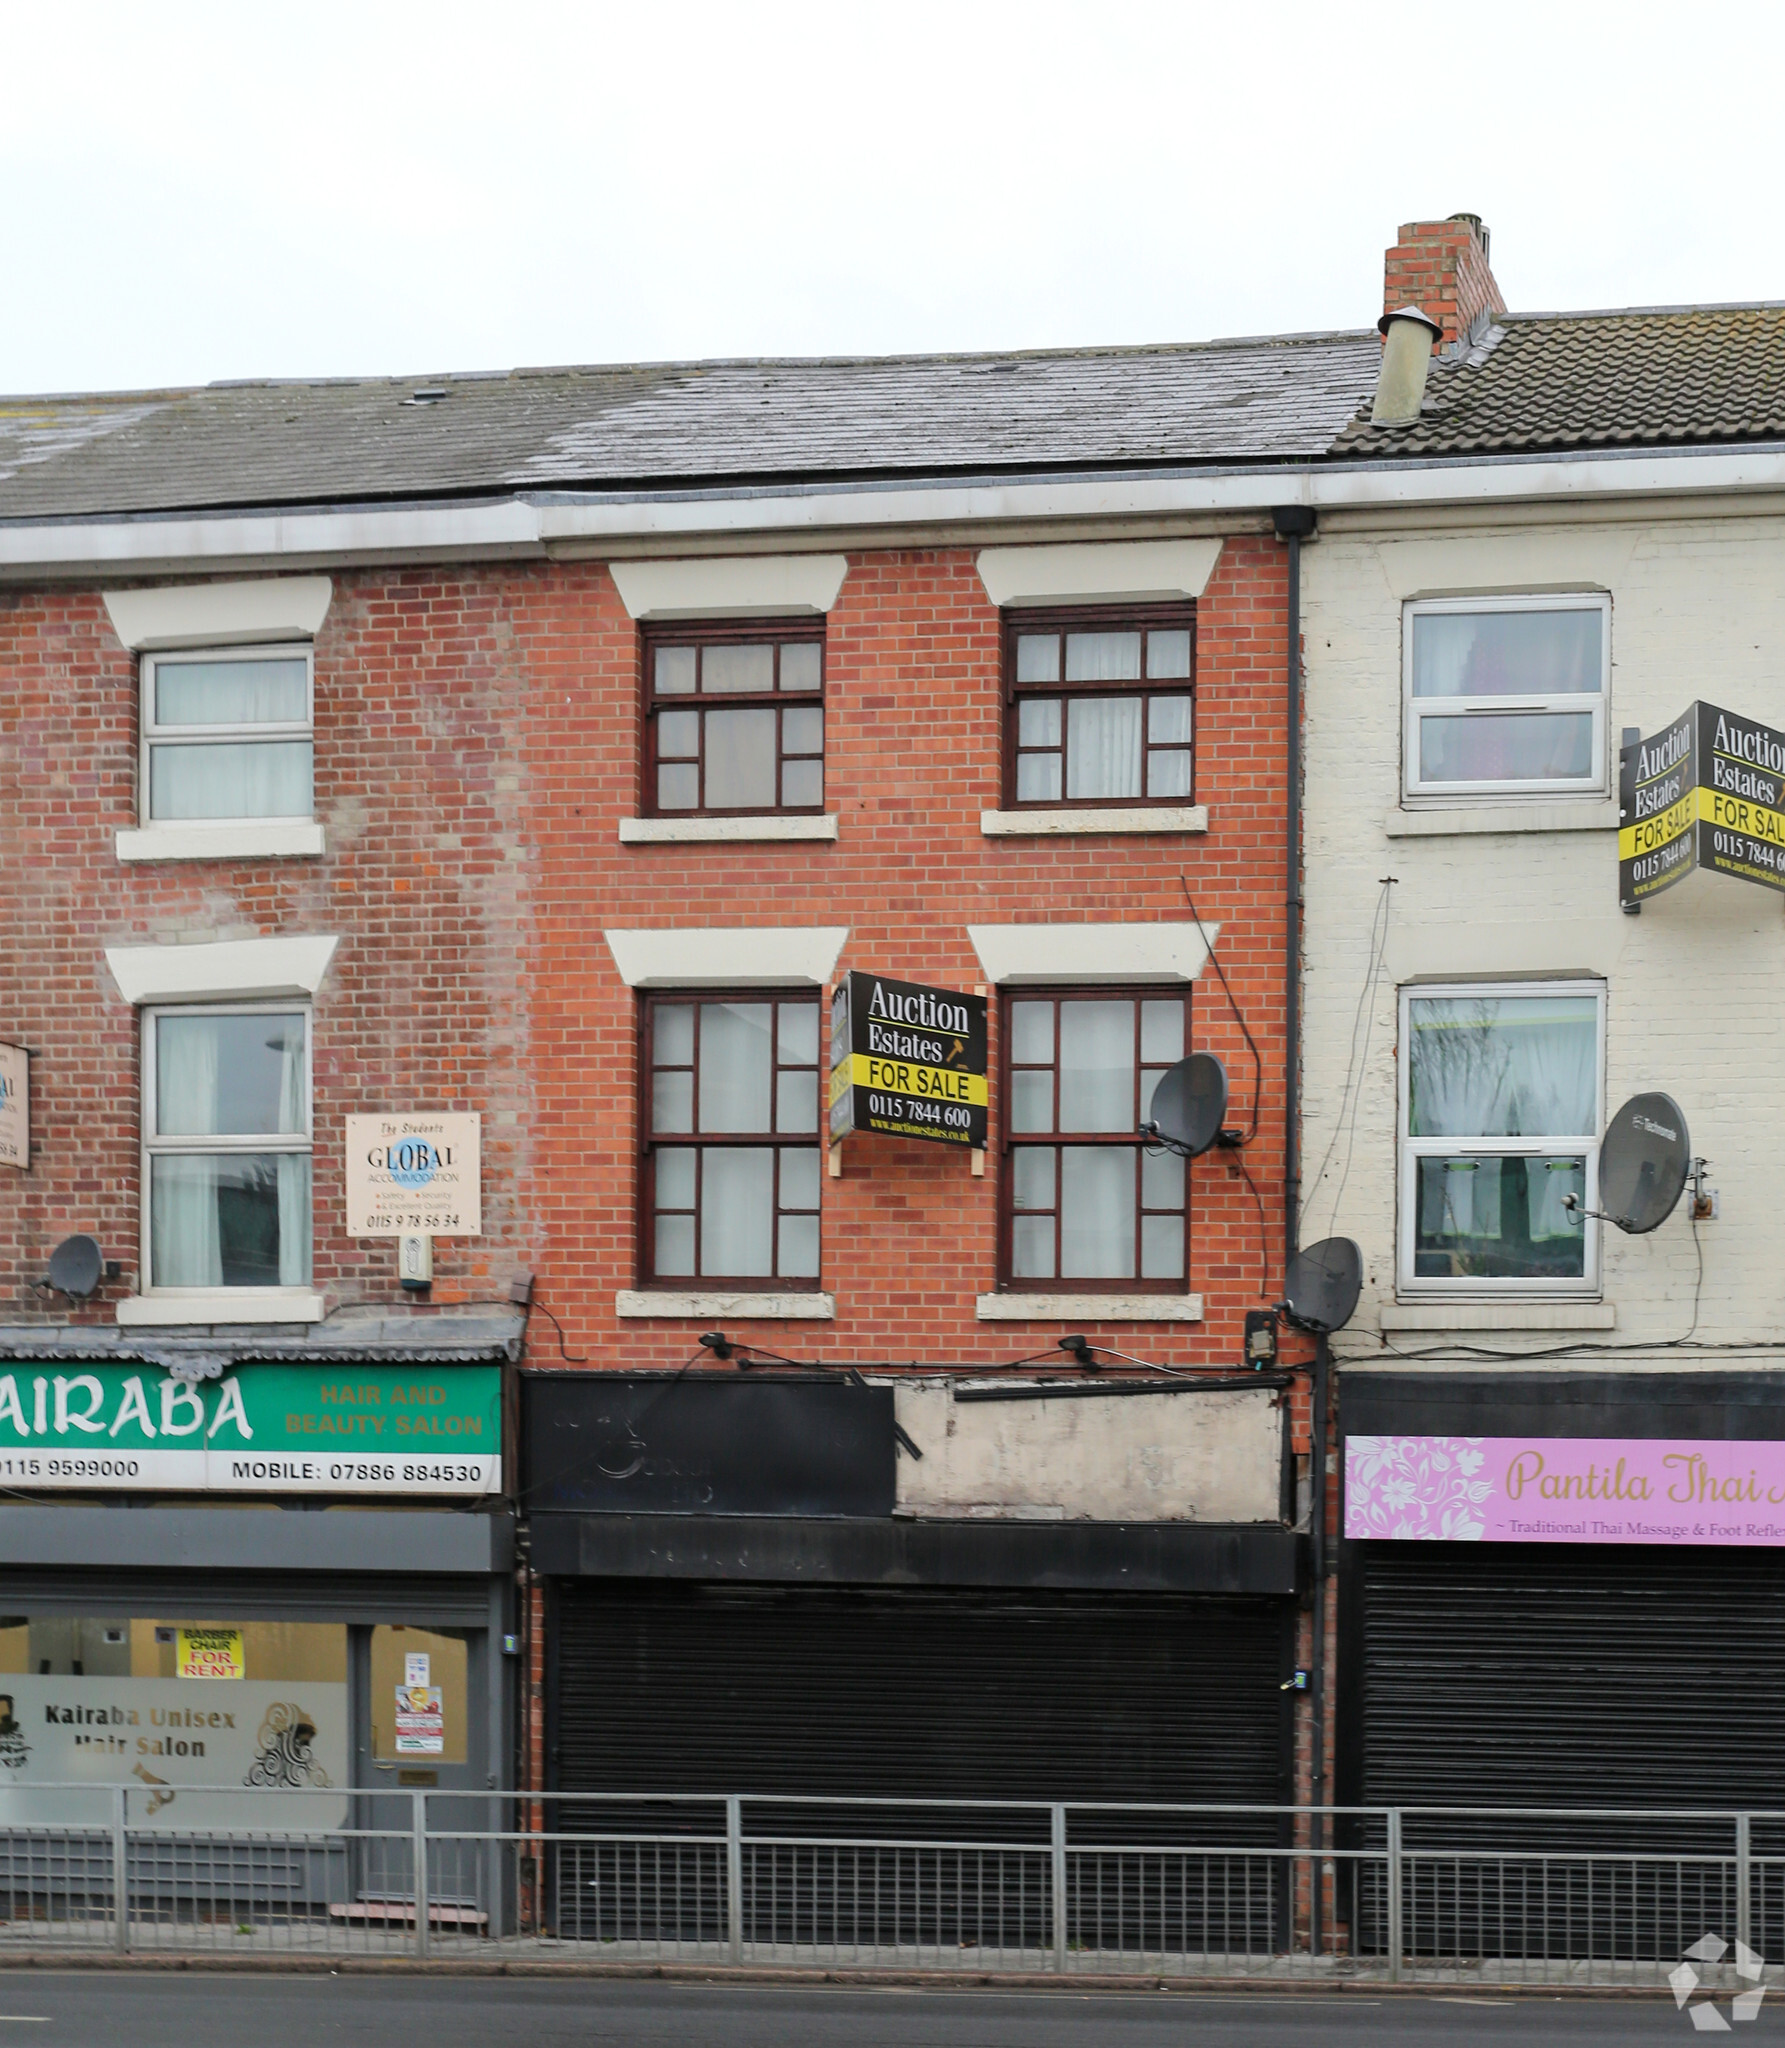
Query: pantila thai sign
xmin=1619 ymin=701 xmax=1785 ymax=905
xmin=0 ymin=1362 xmax=500 ymax=1496
xmin=0 ymin=1043 xmax=27 ymax=1170
xmin=828 ymin=972 xmax=987 ymax=1150
xmin=1347 ymin=1435 xmax=1785 ymax=1546
xmin=345 ymin=1114 xmax=481 ymax=1235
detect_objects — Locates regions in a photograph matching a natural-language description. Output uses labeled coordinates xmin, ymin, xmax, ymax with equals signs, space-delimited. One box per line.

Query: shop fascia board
xmin=0 ymin=1504 xmax=513 ymax=1574
xmin=7 ymin=445 xmax=1785 ymax=578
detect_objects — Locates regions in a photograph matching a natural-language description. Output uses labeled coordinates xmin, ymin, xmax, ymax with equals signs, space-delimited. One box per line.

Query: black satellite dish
xmin=1283 ymin=1236 xmax=1363 ymax=1335
xmin=1598 ymin=1091 xmax=1691 ymax=1235
xmin=1142 ymin=1053 xmax=1229 ymax=1158
xmin=46 ymin=1235 xmax=103 ymax=1299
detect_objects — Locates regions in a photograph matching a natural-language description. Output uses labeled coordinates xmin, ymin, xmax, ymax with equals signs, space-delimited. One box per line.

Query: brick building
xmin=15 ymin=213 xmax=1780 ymax=1957
xmin=1304 ymin=218 xmax=1785 ymax=1961
xmin=0 ymin=327 xmax=1382 ymax=1887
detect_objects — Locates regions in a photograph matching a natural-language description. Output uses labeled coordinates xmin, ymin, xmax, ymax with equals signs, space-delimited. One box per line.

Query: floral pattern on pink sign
xmin=1344 ymin=1435 xmax=1493 ymax=1540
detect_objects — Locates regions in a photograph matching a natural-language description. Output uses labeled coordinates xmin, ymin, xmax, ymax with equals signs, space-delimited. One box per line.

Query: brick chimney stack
xmin=1383 ymin=214 xmax=1506 ymax=347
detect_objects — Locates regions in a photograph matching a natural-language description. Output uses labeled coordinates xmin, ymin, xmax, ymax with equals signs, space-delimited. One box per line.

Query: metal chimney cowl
xmin=1371 ymin=307 xmax=1444 ymax=426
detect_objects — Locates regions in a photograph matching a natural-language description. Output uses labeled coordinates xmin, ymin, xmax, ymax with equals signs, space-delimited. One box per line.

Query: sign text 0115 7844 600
xmin=828 ymin=971 xmax=988 ymax=1150
xmin=1619 ymin=700 xmax=1785 ymax=905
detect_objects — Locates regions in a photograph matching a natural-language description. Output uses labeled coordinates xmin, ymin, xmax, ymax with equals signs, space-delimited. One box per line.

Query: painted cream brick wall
xmin=1300 ymin=511 xmax=1785 ymax=1357
xmin=893 ymin=1380 xmax=1283 ymax=1521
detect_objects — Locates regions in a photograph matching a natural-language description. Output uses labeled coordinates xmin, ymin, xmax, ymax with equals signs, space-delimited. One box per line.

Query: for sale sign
xmin=828 ymin=972 xmax=987 ymax=1150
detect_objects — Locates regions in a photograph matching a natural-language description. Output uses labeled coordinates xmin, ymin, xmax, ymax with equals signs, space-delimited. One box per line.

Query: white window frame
xmin=1396 ymin=978 xmax=1605 ymax=1300
xmin=139 ymin=1001 xmax=314 ymax=1301
xmin=138 ymin=642 xmax=316 ymax=828
xmin=1402 ymin=594 xmax=1611 ymax=802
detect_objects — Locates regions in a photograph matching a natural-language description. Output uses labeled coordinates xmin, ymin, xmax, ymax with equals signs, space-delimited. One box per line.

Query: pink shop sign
xmin=1344 ymin=1436 xmax=1785 ymax=1546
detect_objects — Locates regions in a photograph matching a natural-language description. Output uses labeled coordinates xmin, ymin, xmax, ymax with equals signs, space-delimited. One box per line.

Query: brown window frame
xmin=1001 ymin=603 xmax=1197 ymax=811
xmin=637 ymin=988 xmax=824 ymax=1292
xmin=997 ymin=985 xmax=1193 ymax=1293
xmin=640 ymin=618 xmax=826 ymax=820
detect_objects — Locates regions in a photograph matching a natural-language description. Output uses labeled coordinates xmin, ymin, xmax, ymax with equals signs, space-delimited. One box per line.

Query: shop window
xmin=1003 ymin=606 xmax=1194 ymax=808
xmin=1403 ymin=596 xmax=1609 ymax=799
xmin=140 ymin=645 xmax=315 ymax=823
xmin=1000 ymin=989 xmax=1191 ymax=1288
xmin=642 ymin=992 xmax=822 ymax=1286
xmin=642 ymin=621 xmax=825 ymax=816
xmin=0 ymin=1618 xmax=348 ymax=1808
xmin=1399 ymin=981 xmax=1604 ymax=1295
xmin=142 ymin=1004 xmax=312 ymax=1292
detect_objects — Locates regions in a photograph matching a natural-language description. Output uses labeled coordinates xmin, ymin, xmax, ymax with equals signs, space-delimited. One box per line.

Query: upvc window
xmin=1001 ymin=990 xmax=1191 ymax=1288
xmin=142 ymin=1005 xmax=312 ymax=1291
xmin=140 ymin=645 xmax=315 ymax=823
xmin=1004 ymin=606 xmax=1195 ymax=807
xmin=642 ymin=993 xmax=822 ymax=1285
xmin=1398 ymin=982 xmax=1604 ymax=1296
xmin=1403 ymin=595 xmax=1609 ymax=799
xmin=642 ymin=622 xmax=824 ymax=817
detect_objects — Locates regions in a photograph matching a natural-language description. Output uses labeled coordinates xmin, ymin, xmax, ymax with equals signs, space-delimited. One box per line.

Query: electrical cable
xmin=1303 ymin=876 xmax=1396 ymax=1241
xmin=1178 ymin=875 xmax=1263 ymax=1142
xmin=1228 ymin=1150 xmax=1272 ymax=1298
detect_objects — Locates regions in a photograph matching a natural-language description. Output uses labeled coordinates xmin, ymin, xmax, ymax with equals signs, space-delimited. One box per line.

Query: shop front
xmin=0 ymin=1331 xmax=518 ymax=1922
xmin=1338 ymin=1370 xmax=1785 ymax=1955
xmin=526 ymin=1367 xmax=1303 ymax=1942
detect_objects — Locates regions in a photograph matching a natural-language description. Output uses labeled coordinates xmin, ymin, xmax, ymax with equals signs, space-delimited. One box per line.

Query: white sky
xmin=4 ymin=0 xmax=1780 ymax=396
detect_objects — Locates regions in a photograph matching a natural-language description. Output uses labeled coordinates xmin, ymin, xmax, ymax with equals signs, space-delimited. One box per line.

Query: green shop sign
xmin=0 ymin=1362 xmax=500 ymax=1497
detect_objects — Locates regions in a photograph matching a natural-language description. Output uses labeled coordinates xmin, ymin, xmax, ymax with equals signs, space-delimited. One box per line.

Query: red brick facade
xmin=2 ymin=540 xmax=1295 ymax=1374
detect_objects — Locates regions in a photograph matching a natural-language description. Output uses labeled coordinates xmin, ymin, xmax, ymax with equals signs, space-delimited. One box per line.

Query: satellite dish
xmin=1598 ymin=1092 xmax=1691 ymax=1235
xmin=1142 ymin=1053 xmax=1229 ymax=1158
xmin=46 ymin=1235 xmax=103 ymax=1299
xmin=1284 ymin=1236 xmax=1363 ymax=1334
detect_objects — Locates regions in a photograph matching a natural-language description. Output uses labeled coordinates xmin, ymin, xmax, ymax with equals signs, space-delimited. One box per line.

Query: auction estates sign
xmin=1620 ymin=701 xmax=1785 ymax=905
xmin=0 ymin=1362 xmax=500 ymax=1496
xmin=828 ymin=971 xmax=987 ymax=1150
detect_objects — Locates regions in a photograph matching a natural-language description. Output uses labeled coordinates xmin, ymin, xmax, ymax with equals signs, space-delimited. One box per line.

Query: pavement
xmin=0 ymin=1973 xmax=1724 ymax=2045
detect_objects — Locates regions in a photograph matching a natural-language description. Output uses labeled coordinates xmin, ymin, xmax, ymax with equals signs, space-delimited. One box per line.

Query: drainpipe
xmin=1271 ymin=504 xmax=1316 ymax=1270
xmin=1272 ymin=501 xmax=1322 ymax=1949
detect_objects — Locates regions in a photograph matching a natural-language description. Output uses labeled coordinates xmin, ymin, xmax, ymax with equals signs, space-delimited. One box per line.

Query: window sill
xmin=975 ymin=1292 xmax=1204 ymax=1323
xmin=618 ymin=815 xmax=839 ymax=844
xmin=1379 ymin=1301 xmax=1615 ymax=1331
xmin=981 ymin=805 xmax=1208 ymax=838
xmin=1384 ymin=800 xmax=1619 ymax=839
xmin=116 ymin=821 xmax=326 ymax=862
xmin=116 ymin=1290 xmax=325 ymax=1327
xmin=615 ymin=1289 xmax=836 ymax=1320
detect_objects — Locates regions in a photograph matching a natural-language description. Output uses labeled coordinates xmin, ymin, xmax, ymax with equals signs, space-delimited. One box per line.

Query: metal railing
xmin=0 ymin=1787 xmax=1778 ymax=1988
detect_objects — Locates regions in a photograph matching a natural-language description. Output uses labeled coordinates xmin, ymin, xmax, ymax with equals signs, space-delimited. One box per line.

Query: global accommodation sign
xmin=828 ymin=972 xmax=988 ymax=1150
xmin=0 ymin=1362 xmax=500 ymax=1496
xmin=1619 ymin=701 xmax=1785 ymax=905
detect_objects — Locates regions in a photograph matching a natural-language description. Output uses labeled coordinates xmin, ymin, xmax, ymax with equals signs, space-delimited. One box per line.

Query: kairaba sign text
xmin=0 ymin=1363 xmax=500 ymax=1497
xmin=1619 ymin=701 xmax=1785 ymax=905
xmin=828 ymin=972 xmax=988 ymax=1150
xmin=1347 ymin=1435 xmax=1785 ymax=1546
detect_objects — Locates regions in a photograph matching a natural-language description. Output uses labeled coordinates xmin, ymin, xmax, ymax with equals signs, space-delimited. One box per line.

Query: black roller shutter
xmin=549 ymin=1581 xmax=1294 ymax=1950
xmin=553 ymin=1581 xmax=1292 ymax=1808
xmin=1348 ymin=1543 xmax=1785 ymax=1958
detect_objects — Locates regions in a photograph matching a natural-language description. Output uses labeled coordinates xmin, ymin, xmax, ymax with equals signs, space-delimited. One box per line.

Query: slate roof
xmin=1334 ymin=305 xmax=1785 ymax=459
xmin=0 ymin=334 xmax=1383 ymax=521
